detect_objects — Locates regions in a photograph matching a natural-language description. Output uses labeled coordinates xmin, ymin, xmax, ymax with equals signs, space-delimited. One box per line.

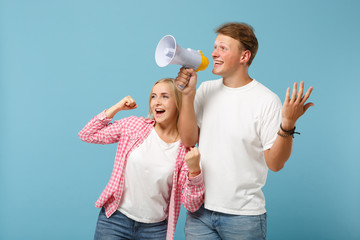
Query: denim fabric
xmin=94 ymin=207 xmax=167 ymax=240
xmin=185 ymin=205 xmax=266 ymax=240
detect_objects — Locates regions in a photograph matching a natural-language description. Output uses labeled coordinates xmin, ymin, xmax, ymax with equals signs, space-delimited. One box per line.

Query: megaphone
xmin=155 ymin=35 xmax=209 ymax=72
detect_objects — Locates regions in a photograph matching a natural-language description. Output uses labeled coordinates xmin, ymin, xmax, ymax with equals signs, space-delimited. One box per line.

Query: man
xmin=175 ymin=22 xmax=314 ymax=240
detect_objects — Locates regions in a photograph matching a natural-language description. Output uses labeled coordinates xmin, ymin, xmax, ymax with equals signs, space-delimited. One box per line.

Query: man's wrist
xmin=280 ymin=120 xmax=295 ymax=131
xmin=278 ymin=123 xmax=300 ymax=138
xmin=182 ymin=92 xmax=196 ymax=100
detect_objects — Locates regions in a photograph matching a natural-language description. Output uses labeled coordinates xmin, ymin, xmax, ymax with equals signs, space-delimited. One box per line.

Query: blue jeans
xmin=185 ymin=205 xmax=267 ymax=240
xmin=94 ymin=207 xmax=168 ymax=240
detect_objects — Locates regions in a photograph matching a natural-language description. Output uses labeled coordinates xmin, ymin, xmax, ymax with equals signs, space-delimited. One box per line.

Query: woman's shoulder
xmin=115 ymin=115 xmax=154 ymax=130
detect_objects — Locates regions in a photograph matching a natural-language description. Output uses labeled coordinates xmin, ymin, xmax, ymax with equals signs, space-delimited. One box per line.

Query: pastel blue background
xmin=1 ymin=0 xmax=359 ymax=239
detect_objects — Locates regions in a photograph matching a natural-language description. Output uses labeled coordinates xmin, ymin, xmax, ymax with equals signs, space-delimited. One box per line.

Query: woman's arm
xmin=104 ymin=96 xmax=138 ymax=119
xmin=78 ymin=96 xmax=138 ymax=144
xmin=180 ymin=147 xmax=205 ymax=212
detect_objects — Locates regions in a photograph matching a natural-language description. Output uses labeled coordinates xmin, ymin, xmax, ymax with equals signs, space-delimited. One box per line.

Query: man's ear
xmin=240 ymin=50 xmax=251 ymax=64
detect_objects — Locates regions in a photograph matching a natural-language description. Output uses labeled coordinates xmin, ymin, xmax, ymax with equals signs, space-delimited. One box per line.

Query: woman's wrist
xmin=188 ymin=168 xmax=201 ymax=177
xmin=105 ymin=106 xmax=121 ymax=119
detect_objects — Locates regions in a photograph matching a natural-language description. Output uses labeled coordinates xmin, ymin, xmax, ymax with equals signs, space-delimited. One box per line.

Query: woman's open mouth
xmin=155 ymin=108 xmax=165 ymax=118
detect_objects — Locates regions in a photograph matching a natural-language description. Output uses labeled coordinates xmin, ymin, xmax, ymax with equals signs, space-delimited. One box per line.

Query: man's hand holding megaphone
xmin=176 ymin=67 xmax=197 ymax=96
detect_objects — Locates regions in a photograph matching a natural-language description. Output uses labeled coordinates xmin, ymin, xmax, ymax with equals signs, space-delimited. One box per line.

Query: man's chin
xmin=212 ymin=69 xmax=222 ymax=76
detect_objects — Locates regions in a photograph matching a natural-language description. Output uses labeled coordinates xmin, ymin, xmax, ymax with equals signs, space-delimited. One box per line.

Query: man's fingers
xmin=300 ymin=86 xmax=314 ymax=105
xmin=175 ymin=78 xmax=189 ymax=91
xmin=176 ymin=72 xmax=192 ymax=91
xmin=176 ymin=78 xmax=188 ymax=86
xmin=303 ymin=102 xmax=314 ymax=113
xmin=285 ymin=87 xmax=291 ymax=103
xmin=296 ymin=81 xmax=304 ymax=103
xmin=178 ymin=71 xmax=191 ymax=80
xmin=291 ymin=82 xmax=297 ymax=102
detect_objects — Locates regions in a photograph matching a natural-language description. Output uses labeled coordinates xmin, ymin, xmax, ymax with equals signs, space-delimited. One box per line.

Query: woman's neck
xmin=154 ymin=121 xmax=179 ymax=143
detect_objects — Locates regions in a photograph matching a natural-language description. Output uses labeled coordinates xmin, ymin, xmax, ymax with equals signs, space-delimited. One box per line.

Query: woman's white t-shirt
xmin=118 ymin=128 xmax=180 ymax=223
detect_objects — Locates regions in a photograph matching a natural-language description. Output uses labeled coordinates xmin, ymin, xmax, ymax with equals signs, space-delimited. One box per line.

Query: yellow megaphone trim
xmin=196 ymin=51 xmax=209 ymax=72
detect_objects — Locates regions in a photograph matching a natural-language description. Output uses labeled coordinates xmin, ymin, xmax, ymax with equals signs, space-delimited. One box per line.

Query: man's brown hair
xmin=216 ymin=22 xmax=258 ymax=66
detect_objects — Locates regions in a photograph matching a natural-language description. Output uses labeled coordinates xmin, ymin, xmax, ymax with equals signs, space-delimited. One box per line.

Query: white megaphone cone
xmin=155 ymin=35 xmax=209 ymax=72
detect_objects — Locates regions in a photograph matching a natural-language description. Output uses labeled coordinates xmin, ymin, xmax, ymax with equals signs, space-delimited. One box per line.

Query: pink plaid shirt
xmin=79 ymin=111 xmax=205 ymax=240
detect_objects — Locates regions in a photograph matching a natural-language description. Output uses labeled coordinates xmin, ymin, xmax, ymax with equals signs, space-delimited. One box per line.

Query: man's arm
xmin=264 ymin=81 xmax=314 ymax=172
xmin=176 ymin=68 xmax=199 ymax=147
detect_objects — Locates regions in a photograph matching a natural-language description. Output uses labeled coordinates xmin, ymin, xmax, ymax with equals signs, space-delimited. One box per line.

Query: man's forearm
xmin=178 ymin=96 xmax=198 ymax=147
xmin=264 ymin=134 xmax=293 ymax=172
xmin=266 ymin=80 xmax=314 ymax=171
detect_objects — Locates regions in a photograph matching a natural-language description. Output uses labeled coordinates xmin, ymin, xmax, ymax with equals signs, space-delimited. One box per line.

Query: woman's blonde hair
xmin=148 ymin=78 xmax=182 ymax=122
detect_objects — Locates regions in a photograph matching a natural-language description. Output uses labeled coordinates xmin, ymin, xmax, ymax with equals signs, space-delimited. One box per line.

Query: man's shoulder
xmin=197 ymin=78 xmax=222 ymax=94
xmin=252 ymin=80 xmax=282 ymax=110
xmin=199 ymin=78 xmax=222 ymax=87
xmin=253 ymin=80 xmax=280 ymax=99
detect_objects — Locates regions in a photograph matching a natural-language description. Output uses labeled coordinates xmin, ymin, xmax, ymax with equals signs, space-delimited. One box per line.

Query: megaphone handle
xmin=177 ymin=67 xmax=191 ymax=90
xmin=178 ymin=79 xmax=189 ymax=90
xmin=178 ymin=84 xmax=185 ymax=90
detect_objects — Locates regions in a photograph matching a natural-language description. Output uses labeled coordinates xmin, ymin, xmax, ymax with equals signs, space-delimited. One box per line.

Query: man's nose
xmin=211 ymin=49 xmax=218 ymax=58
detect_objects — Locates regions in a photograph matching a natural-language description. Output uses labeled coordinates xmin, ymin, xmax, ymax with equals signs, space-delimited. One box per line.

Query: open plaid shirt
xmin=79 ymin=111 xmax=205 ymax=240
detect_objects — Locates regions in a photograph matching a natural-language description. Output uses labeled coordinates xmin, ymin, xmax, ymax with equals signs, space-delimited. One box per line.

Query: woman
xmin=78 ymin=78 xmax=204 ymax=240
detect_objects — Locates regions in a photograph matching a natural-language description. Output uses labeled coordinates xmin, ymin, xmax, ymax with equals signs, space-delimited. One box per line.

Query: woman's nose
xmin=155 ymin=99 xmax=162 ymax=105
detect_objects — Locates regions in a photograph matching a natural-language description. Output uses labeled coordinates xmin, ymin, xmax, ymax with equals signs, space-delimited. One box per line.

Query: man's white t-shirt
xmin=195 ymin=79 xmax=282 ymax=215
xmin=118 ymin=128 xmax=180 ymax=223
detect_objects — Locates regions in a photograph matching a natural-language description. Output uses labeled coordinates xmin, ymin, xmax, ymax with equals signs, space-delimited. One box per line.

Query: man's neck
xmin=222 ymin=69 xmax=253 ymax=88
xmin=222 ymin=64 xmax=252 ymax=88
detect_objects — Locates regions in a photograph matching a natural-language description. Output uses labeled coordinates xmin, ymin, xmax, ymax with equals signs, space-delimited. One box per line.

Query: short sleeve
xmin=260 ymin=96 xmax=282 ymax=150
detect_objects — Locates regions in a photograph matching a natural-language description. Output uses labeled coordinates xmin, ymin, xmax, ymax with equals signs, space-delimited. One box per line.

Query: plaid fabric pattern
xmin=79 ymin=111 xmax=205 ymax=240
